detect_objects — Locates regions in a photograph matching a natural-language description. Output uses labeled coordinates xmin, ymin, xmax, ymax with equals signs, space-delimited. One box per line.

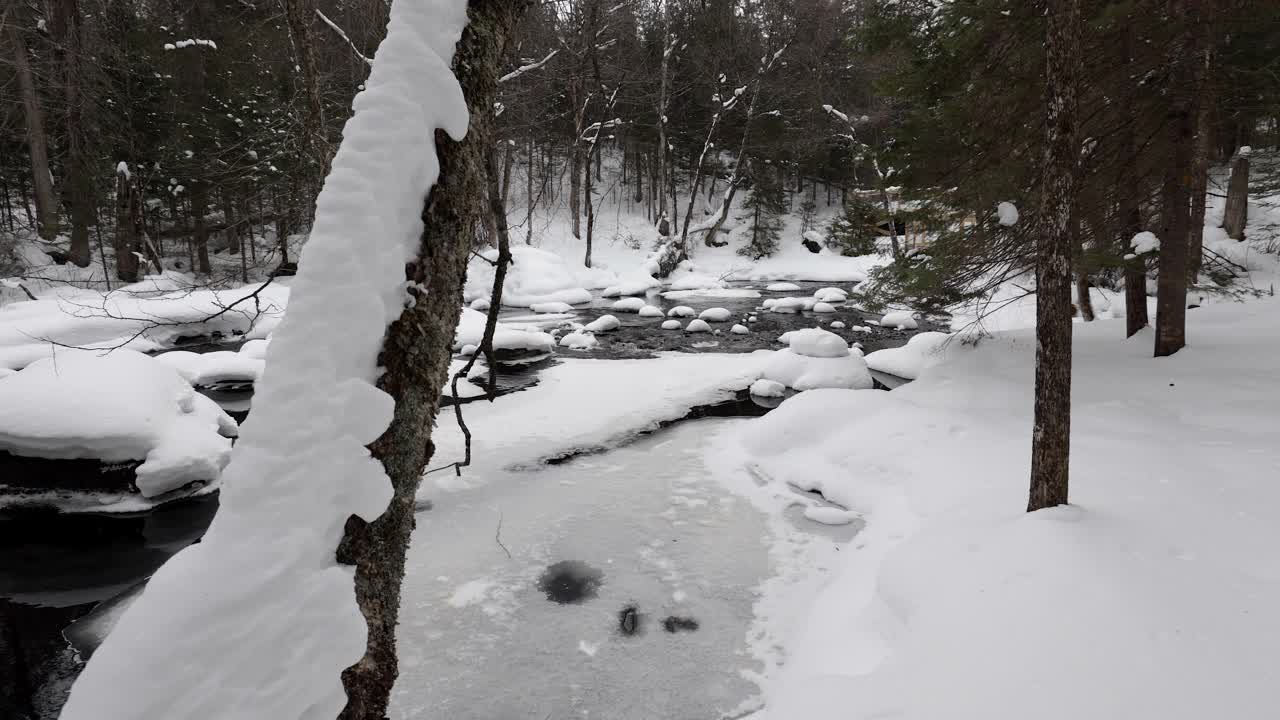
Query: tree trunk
xmin=1221 ymin=154 xmax=1248 ymax=240
xmin=1188 ymin=70 xmax=1214 ymax=278
xmin=334 ymin=1 xmax=527 ymax=717
xmin=1154 ymin=0 xmax=1203 ymax=358
xmin=1027 ymin=0 xmax=1080 ymax=513
xmin=525 ymin=135 xmax=535 ymax=244
xmin=113 ymin=165 xmax=141 ymax=283
xmin=51 ymin=0 xmax=94 ymax=267
xmin=501 ymin=141 xmax=515 ymax=206
xmin=569 ymin=146 xmax=582 ymax=239
xmin=281 ymin=0 xmax=329 ymax=211
xmin=8 ymin=21 xmax=59 ymax=241
xmin=191 ymin=183 xmax=213 ymax=274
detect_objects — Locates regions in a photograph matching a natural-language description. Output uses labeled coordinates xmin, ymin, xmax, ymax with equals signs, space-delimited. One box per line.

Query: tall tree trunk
xmin=1153 ymin=0 xmax=1204 ymax=358
xmin=8 ymin=20 xmax=59 ymax=241
xmin=1120 ymin=26 xmax=1149 ymax=337
xmin=1188 ymin=69 xmax=1214 ymax=278
xmin=51 ymin=0 xmax=94 ymax=267
xmin=1027 ymin=0 xmax=1080 ymax=513
xmin=525 ymin=134 xmax=535 ymax=244
xmin=569 ymin=146 xmax=582 ymax=239
xmin=113 ymin=165 xmax=141 ymax=282
xmin=281 ymin=0 xmax=329 ymax=216
xmin=1221 ymin=153 xmax=1248 ymax=240
xmin=334 ymin=1 xmax=527 ymax=716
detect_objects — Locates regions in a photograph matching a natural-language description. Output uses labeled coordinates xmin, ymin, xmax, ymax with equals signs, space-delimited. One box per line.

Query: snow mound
xmin=803 ymin=230 xmax=826 ymax=245
xmin=1131 ymin=231 xmax=1160 ymax=255
xmin=685 ymin=319 xmax=712 ymax=333
xmin=470 ymin=297 xmax=490 ymax=311
xmin=663 ymin=288 xmax=761 ymax=300
xmin=585 ymin=315 xmax=621 ymax=333
xmin=831 ymin=321 xmax=846 ymax=329
xmin=770 ymin=297 xmax=806 ymax=314
xmin=155 ymin=350 xmax=264 ymax=387
xmin=638 ymin=305 xmax=664 ymax=318
xmin=531 ymin=301 xmax=574 ymax=314
xmin=602 ymin=277 xmax=660 ymax=297
xmin=468 ymin=245 xmax=593 ymax=308
xmin=767 ymin=282 xmax=802 ymax=292
xmin=666 ymin=270 xmax=726 ymax=291
xmin=612 ymin=297 xmax=647 ymax=312
xmin=699 ymin=307 xmax=732 ymax=322
xmin=667 ymin=305 xmax=696 ymax=318
xmin=802 ymin=506 xmax=859 ymax=525
xmin=760 ymin=348 xmax=873 ymax=391
xmin=814 ymin=287 xmax=848 ymax=303
xmin=731 ymin=324 xmax=750 ymax=335
xmin=881 ymin=311 xmax=919 ymax=330
xmin=661 ymin=319 xmax=682 ymax=330
xmin=813 ymin=302 xmax=836 ymax=314
xmin=455 ymin=307 xmax=556 ymax=353
xmin=787 ymin=328 xmax=850 ymax=358
xmin=239 ymin=338 xmax=270 ymax=360
xmin=559 ymin=332 xmax=598 ymax=350
xmin=865 ymin=331 xmax=952 ymax=380
xmin=749 ymin=378 xmax=786 ymax=398
xmin=0 ymin=349 xmax=236 ymax=497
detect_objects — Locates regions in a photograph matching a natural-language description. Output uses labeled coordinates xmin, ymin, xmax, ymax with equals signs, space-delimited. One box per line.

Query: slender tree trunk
xmin=501 ymin=141 xmax=515 ymax=206
xmin=51 ymin=0 xmax=94 ymax=266
xmin=1153 ymin=0 xmax=1203 ymax=358
xmin=1027 ymin=0 xmax=1080 ymax=513
xmin=191 ymin=183 xmax=213 ymax=274
xmin=8 ymin=21 xmax=59 ymax=241
xmin=525 ymin=135 xmax=535 ymax=244
xmin=335 ymin=1 xmax=527 ymax=716
xmin=1221 ymin=153 xmax=1248 ymax=240
xmin=569 ymin=146 xmax=582 ymax=238
xmin=281 ymin=0 xmax=329 ymax=217
xmin=1188 ymin=73 xmax=1214 ymax=278
xmin=114 ymin=165 xmax=141 ymax=282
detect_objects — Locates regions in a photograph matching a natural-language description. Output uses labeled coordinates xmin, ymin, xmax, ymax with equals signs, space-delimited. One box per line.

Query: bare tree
xmin=6 ymin=13 xmax=59 ymax=241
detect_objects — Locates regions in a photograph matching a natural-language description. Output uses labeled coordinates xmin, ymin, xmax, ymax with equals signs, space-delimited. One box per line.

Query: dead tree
xmin=113 ymin=164 xmax=141 ymax=282
xmin=1221 ymin=152 xmax=1249 ymax=240
xmin=334 ymin=0 xmax=529 ymax=717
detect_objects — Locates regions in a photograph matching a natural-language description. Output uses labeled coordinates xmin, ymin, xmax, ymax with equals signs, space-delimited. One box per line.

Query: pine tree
xmin=737 ymin=165 xmax=785 ymax=259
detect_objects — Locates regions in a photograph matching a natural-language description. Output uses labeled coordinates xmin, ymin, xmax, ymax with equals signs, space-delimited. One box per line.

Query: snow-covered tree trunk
xmin=1027 ymin=0 xmax=1080 ymax=513
xmin=58 ymin=2 xmax=520 ymax=719
xmin=336 ymin=0 xmax=526 ymax=715
xmin=113 ymin=164 xmax=140 ymax=283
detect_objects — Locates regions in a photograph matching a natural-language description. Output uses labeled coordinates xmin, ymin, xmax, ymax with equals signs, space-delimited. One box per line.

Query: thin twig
xmin=494 ymin=511 xmax=512 ymax=559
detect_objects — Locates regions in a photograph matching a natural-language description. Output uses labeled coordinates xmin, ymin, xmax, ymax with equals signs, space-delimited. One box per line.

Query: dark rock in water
xmin=618 ymin=605 xmax=641 ymax=636
xmin=802 ymin=238 xmax=822 ymax=254
xmin=661 ymin=616 xmax=699 ymax=633
xmin=537 ymin=561 xmax=603 ymax=604
xmin=0 ymin=451 xmax=141 ymax=493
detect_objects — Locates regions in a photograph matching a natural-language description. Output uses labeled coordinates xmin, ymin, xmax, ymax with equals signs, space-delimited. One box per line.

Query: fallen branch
xmin=314 ymin=8 xmax=372 ymax=66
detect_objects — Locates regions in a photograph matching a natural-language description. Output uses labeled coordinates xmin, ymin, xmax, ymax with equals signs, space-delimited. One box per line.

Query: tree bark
xmin=7 ymin=20 xmax=59 ymax=241
xmin=51 ymin=0 xmax=94 ymax=267
xmin=113 ymin=165 xmax=141 ymax=283
xmin=281 ymin=0 xmax=329 ymax=214
xmin=1153 ymin=0 xmax=1203 ymax=358
xmin=191 ymin=183 xmax=213 ymax=275
xmin=1221 ymin=154 xmax=1248 ymax=240
xmin=1027 ymin=0 xmax=1080 ymax=513
xmin=334 ymin=1 xmax=527 ymax=717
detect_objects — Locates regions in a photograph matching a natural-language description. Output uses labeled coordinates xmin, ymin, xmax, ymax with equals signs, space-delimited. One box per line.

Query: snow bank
xmin=864 ymin=331 xmax=952 ymax=380
xmin=467 ymin=245 xmax=593 ymax=307
xmin=0 ymin=349 xmax=236 ymax=497
xmin=62 ymin=2 xmax=472 ymax=717
xmin=733 ymin=298 xmax=1280 ymax=720
xmin=454 ymin=307 xmax=556 ymax=354
xmin=759 ymin=348 xmax=874 ymax=391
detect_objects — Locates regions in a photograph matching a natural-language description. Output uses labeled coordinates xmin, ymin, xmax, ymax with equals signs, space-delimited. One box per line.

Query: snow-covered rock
xmin=766 ymin=282 xmax=802 ymax=292
xmin=803 ymin=230 xmax=826 ymax=245
xmin=865 ymin=331 xmax=952 ymax=380
xmin=611 ymin=297 xmax=647 ymax=312
xmin=602 ymin=277 xmax=659 ymax=297
xmin=558 ymin=332 xmax=598 ymax=350
xmin=731 ymin=324 xmax=749 ymax=335
xmin=467 ymin=245 xmax=593 ymax=307
xmin=699 ymin=307 xmax=732 ymax=322
xmin=155 ymin=350 xmax=264 ymax=387
xmin=470 ymin=298 xmax=491 ymax=311
xmin=749 ymin=378 xmax=786 ymax=398
xmin=585 ymin=314 xmax=621 ymax=333
xmin=814 ymin=287 xmax=848 ymax=303
xmin=881 ymin=311 xmax=919 ymax=330
xmin=685 ymin=319 xmax=712 ymax=333
xmin=787 ymin=328 xmax=850 ymax=358
xmin=813 ymin=302 xmax=836 ymax=314
xmin=0 ymin=349 xmax=237 ymax=497
xmin=762 ymin=298 xmax=778 ymax=310
xmin=455 ymin=307 xmax=557 ymax=353
xmin=638 ymin=305 xmax=664 ymax=318
xmin=769 ymin=297 xmax=806 ymax=314
xmin=830 ymin=321 xmax=846 ymax=329
xmin=760 ymin=348 xmax=873 ymax=391
xmin=661 ymin=319 xmax=682 ymax=330
xmin=667 ymin=305 xmax=696 ymax=318
xmin=531 ymin=301 xmax=574 ymax=314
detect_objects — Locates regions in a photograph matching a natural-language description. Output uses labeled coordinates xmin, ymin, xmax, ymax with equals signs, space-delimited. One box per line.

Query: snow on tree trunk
xmin=113 ymin=164 xmax=140 ymax=283
xmin=59 ymin=1 xmax=475 ymax=718
xmin=1028 ymin=0 xmax=1080 ymax=513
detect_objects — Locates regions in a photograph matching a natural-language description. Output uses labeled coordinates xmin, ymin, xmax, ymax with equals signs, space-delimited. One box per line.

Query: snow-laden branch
xmin=499 ymin=49 xmax=558 ymax=83
xmin=315 ymin=8 xmax=372 ymax=67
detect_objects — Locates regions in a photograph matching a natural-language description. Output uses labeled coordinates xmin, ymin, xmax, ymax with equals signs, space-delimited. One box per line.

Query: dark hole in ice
xmin=618 ymin=605 xmax=642 ymax=636
xmin=662 ymin=616 xmax=700 ymax=633
xmin=537 ymin=561 xmax=603 ymax=604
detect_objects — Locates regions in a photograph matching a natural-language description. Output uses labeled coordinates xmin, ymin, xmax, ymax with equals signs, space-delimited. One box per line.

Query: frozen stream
xmin=392 ymin=418 xmax=780 ymax=720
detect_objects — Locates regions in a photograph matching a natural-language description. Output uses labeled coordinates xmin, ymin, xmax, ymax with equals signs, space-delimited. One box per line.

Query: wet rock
xmin=537 ymin=561 xmax=603 ymax=604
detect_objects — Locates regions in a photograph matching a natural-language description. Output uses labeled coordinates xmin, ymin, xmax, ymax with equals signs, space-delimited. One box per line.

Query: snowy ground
xmin=717 ymin=298 xmax=1280 ymax=720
